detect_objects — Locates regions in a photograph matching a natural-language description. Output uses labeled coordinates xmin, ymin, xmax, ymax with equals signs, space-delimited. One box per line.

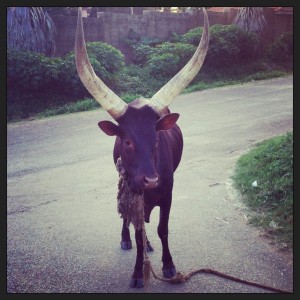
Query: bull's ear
xmin=156 ymin=113 xmax=179 ymax=131
xmin=98 ymin=120 xmax=119 ymax=136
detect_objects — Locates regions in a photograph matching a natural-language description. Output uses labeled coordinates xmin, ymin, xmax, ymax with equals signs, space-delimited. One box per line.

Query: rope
xmin=116 ymin=158 xmax=292 ymax=293
xmin=148 ymin=266 xmax=291 ymax=293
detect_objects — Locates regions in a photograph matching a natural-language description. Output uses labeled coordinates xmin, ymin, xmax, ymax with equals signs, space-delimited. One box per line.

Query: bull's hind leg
xmin=121 ymin=219 xmax=132 ymax=250
xmin=158 ymin=203 xmax=176 ymax=278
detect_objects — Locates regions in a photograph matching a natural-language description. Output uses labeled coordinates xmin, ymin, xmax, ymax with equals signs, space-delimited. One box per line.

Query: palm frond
xmin=7 ymin=7 xmax=56 ymax=56
xmin=234 ymin=7 xmax=267 ymax=37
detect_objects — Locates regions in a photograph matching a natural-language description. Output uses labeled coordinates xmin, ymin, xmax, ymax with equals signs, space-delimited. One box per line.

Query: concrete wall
xmin=52 ymin=9 xmax=293 ymax=60
xmin=52 ymin=10 xmax=228 ymax=59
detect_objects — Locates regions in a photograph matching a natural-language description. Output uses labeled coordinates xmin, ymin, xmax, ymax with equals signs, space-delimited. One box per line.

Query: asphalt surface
xmin=7 ymin=75 xmax=293 ymax=293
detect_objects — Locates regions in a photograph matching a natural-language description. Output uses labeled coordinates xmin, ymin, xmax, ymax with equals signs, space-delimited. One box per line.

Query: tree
xmin=233 ymin=7 xmax=267 ymax=39
xmin=7 ymin=7 xmax=56 ymax=57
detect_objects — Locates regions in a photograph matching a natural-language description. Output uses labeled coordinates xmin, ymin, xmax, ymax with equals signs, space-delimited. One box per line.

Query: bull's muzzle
xmin=143 ymin=176 xmax=159 ymax=189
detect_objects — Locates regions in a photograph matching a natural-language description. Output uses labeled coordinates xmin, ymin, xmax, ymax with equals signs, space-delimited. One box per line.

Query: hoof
xmin=130 ymin=277 xmax=144 ymax=288
xmin=121 ymin=240 xmax=132 ymax=250
xmin=146 ymin=241 xmax=154 ymax=252
xmin=163 ymin=267 xmax=177 ymax=278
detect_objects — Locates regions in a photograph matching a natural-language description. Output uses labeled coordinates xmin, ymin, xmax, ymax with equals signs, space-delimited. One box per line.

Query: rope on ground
xmin=149 ymin=266 xmax=291 ymax=293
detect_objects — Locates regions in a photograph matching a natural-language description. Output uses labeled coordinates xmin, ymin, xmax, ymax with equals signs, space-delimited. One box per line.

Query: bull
xmin=75 ymin=7 xmax=209 ymax=288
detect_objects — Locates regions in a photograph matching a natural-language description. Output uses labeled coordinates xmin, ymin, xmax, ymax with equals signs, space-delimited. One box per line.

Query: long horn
xmin=150 ymin=7 xmax=209 ymax=114
xmin=75 ymin=7 xmax=127 ymax=120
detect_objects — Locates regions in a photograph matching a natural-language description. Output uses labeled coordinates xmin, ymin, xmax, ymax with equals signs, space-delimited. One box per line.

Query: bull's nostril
xmin=144 ymin=176 xmax=159 ymax=187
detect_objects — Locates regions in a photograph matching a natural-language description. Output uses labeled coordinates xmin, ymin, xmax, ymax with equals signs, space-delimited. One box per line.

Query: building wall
xmin=52 ymin=9 xmax=293 ymax=59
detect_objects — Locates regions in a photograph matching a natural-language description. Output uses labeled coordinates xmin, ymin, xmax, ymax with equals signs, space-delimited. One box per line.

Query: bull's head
xmin=75 ymin=7 xmax=209 ymax=193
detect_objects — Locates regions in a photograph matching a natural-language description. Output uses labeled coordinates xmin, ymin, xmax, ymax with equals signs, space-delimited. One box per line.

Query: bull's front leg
xmin=130 ymin=228 xmax=144 ymax=288
xmin=121 ymin=219 xmax=153 ymax=252
xmin=158 ymin=204 xmax=176 ymax=278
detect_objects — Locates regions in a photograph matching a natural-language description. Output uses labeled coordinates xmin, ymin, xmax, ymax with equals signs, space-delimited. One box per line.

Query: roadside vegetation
xmin=7 ymin=24 xmax=292 ymax=122
xmin=232 ymin=132 xmax=293 ymax=250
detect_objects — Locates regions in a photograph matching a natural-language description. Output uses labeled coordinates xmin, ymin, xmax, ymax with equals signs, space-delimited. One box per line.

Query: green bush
xmin=176 ymin=24 xmax=260 ymax=68
xmin=131 ymin=37 xmax=165 ymax=66
xmin=114 ymin=64 xmax=161 ymax=97
xmin=207 ymin=24 xmax=260 ymax=67
xmin=7 ymin=49 xmax=70 ymax=119
xmin=7 ymin=42 xmax=125 ymax=120
xmin=151 ymin=42 xmax=196 ymax=68
xmin=143 ymin=42 xmax=196 ymax=79
xmin=147 ymin=53 xmax=180 ymax=79
xmin=86 ymin=42 xmax=125 ymax=73
xmin=132 ymin=44 xmax=155 ymax=66
xmin=123 ymin=29 xmax=165 ymax=66
xmin=7 ymin=50 xmax=60 ymax=94
xmin=180 ymin=27 xmax=204 ymax=46
xmin=64 ymin=41 xmax=125 ymax=91
xmin=266 ymin=32 xmax=293 ymax=64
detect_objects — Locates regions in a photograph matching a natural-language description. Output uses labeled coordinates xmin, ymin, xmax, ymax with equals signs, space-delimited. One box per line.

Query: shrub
xmin=64 ymin=41 xmax=125 ymax=91
xmin=144 ymin=42 xmax=196 ymax=79
xmin=7 ymin=49 xmax=60 ymax=94
xmin=7 ymin=42 xmax=125 ymax=120
xmin=132 ymin=44 xmax=155 ymax=66
xmin=180 ymin=27 xmax=204 ymax=46
xmin=123 ymin=29 xmax=165 ymax=66
xmin=86 ymin=41 xmax=125 ymax=73
xmin=131 ymin=37 xmax=165 ymax=65
xmin=206 ymin=24 xmax=260 ymax=68
xmin=266 ymin=32 xmax=293 ymax=64
xmin=7 ymin=49 xmax=68 ymax=117
xmin=151 ymin=42 xmax=196 ymax=68
xmin=147 ymin=53 xmax=180 ymax=79
xmin=114 ymin=64 xmax=161 ymax=97
xmin=176 ymin=24 xmax=260 ymax=68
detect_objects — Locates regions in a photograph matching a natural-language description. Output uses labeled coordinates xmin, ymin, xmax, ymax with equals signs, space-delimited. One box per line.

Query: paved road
xmin=7 ymin=76 xmax=293 ymax=293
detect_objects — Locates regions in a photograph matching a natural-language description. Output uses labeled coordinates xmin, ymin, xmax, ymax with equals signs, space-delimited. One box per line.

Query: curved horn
xmin=150 ymin=7 xmax=209 ymax=114
xmin=75 ymin=7 xmax=127 ymax=120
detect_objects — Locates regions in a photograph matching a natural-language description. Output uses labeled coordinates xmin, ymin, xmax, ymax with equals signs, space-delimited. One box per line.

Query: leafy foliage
xmin=140 ymin=24 xmax=260 ymax=71
xmin=145 ymin=42 xmax=196 ymax=79
xmin=147 ymin=53 xmax=180 ymax=79
xmin=207 ymin=24 xmax=260 ymax=67
xmin=152 ymin=42 xmax=196 ymax=67
xmin=86 ymin=42 xmax=125 ymax=73
xmin=7 ymin=42 xmax=125 ymax=120
xmin=122 ymin=29 xmax=166 ymax=65
xmin=114 ymin=64 xmax=161 ymax=97
xmin=132 ymin=44 xmax=155 ymax=66
xmin=180 ymin=27 xmax=204 ymax=46
xmin=266 ymin=32 xmax=293 ymax=64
